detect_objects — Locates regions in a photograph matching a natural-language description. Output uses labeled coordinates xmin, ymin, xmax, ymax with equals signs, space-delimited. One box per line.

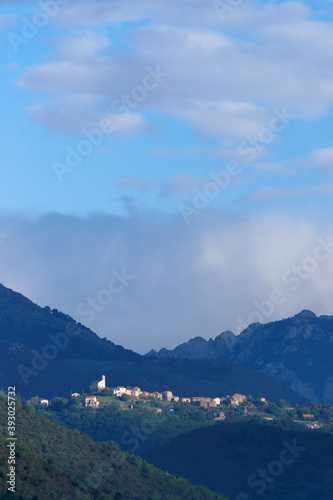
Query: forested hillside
xmin=0 ymin=397 xmax=227 ymax=500
xmin=144 ymin=419 xmax=333 ymax=500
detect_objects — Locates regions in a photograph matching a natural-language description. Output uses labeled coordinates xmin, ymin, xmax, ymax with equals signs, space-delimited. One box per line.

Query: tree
xmin=100 ymin=388 xmax=112 ymax=396
xmin=51 ymin=397 xmax=68 ymax=411
xmin=277 ymin=399 xmax=286 ymax=409
xmin=320 ymin=407 xmax=332 ymax=422
xmin=23 ymin=404 xmax=35 ymax=414
xmin=266 ymin=403 xmax=280 ymax=416
xmin=68 ymin=400 xmax=81 ymax=413
xmin=297 ymin=408 xmax=304 ymax=419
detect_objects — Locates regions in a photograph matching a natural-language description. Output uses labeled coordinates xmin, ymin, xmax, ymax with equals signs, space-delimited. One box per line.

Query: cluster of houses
xmin=37 ymin=376 xmax=328 ymax=432
xmin=81 ymin=375 xmax=248 ymax=411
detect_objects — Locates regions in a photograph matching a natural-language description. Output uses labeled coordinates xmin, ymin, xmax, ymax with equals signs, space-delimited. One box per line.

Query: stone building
xmin=90 ymin=375 xmax=106 ymax=392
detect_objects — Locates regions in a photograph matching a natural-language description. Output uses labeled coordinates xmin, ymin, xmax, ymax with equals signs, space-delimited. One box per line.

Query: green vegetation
xmin=235 ymin=396 xmax=333 ymax=430
xmin=0 ymin=433 xmax=91 ymax=499
xmin=0 ymin=397 xmax=227 ymax=499
xmin=144 ymin=419 xmax=333 ymax=500
xmin=30 ymin=393 xmax=333 ymax=461
xmin=35 ymin=395 xmax=218 ymax=453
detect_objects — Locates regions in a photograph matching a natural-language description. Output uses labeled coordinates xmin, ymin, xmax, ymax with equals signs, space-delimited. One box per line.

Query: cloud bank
xmin=1 ymin=210 xmax=333 ymax=353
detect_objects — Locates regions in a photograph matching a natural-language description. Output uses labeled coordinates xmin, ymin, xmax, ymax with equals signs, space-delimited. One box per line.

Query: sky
xmin=1 ymin=0 xmax=333 ymax=353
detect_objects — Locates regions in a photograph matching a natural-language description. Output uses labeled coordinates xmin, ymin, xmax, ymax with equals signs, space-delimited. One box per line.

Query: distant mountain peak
xmin=146 ymin=349 xmax=158 ymax=357
xmin=146 ymin=309 xmax=333 ymax=404
xmin=294 ymin=309 xmax=317 ymax=319
xmin=216 ymin=330 xmax=235 ymax=339
xmin=188 ymin=336 xmax=206 ymax=343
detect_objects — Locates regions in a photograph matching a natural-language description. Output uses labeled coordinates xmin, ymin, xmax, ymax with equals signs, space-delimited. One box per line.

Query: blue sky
xmin=1 ymin=0 xmax=333 ymax=353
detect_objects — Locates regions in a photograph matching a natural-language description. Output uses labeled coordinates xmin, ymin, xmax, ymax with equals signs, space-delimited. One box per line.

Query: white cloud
xmin=1 ymin=210 xmax=333 ymax=353
xmin=55 ymin=1 xmax=152 ymax=27
xmin=310 ymin=147 xmax=333 ymax=169
xmin=175 ymin=101 xmax=271 ymax=142
xmin=18 ymin=60 xmax=115 ymax=94
xmin=56 ymin=32 xmax=112 ymax=61
xmin=250 ymin=146 xmax=333 ymax=174
xmin=104 ymin=112 xmax=148 ymax=136
xmin=27 ymin=99 xmax=148 ymax=136
xmin=15 ymin=1 xmax=333 ymax=142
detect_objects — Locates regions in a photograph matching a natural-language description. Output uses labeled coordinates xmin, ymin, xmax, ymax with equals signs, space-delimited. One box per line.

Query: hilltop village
xmin=34 ymin=375 xmax=333 ymax=431
xmin=83 ymin=375 xmax=246 ymax=412
xmin=39 ymin=374 xmax=246 ymax=414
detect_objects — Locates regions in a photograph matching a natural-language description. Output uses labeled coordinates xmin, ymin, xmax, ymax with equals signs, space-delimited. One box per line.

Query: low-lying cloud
xmin=0 ymin=209 xmax=332 ymax=354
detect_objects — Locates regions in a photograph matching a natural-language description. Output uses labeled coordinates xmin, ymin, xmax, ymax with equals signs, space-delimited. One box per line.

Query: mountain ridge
xmin=146 ymin=310 xmax=333 ymax=403
xmin=0 ymin=283 xmax=307 ymax=406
